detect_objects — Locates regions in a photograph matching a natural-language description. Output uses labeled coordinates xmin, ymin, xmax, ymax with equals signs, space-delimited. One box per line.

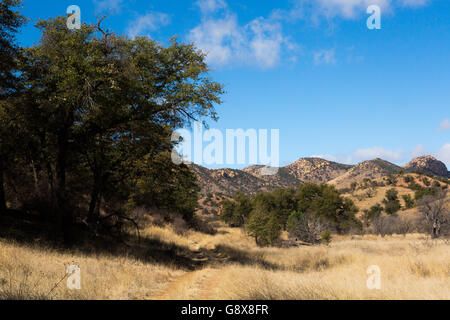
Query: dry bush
xmin=172 ymin=216 xmax=188 ymax=235
xmin=127 ymin=207 xmax=153 ymax=228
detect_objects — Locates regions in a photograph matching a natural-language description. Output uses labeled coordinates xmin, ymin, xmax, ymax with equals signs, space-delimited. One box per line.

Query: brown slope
xmin=328 ymin=158 xmax=402 ymax=189
xmin=283 ymin=157 xmax=353 ymax=184
xmin=188 ymin=163 xmax=299 ymax=196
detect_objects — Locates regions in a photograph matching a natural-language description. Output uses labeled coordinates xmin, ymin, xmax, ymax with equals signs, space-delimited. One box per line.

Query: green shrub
xmin=402 ymin=194 xmax=415 ymax=209
xmin=382 ymin=188 xmax=401 ymax=214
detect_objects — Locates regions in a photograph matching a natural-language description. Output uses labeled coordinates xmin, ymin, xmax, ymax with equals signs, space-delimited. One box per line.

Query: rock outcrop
xmin=403 ymin=156 xmax=449 ymax=178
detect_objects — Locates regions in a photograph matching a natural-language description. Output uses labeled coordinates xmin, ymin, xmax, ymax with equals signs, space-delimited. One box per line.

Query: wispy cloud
xmin=94 ymin=0 xmax=124 ymax=14
xmin=436 ymin=143 xmax=450 ymax=167
xmin=409 ymin=144 xmax=428 ymax=158
xmin=438 ymin=119 xmax=450 ymax=131
xmin=313 ymin=49 xmax=336 ymax=65
xmin=126 ymin=12 xmax=171 ymax=39
xmin=314 ymin=143 xmax=450 ymax=167
xmin=286 ymin=0 xmax=431 ymax=22
xmin=400 ymin=0 xmax=432 ymax=8
xmin=315 ymin=146 xmax=404 ymax=164
xmin=353 ymin=146 xmax=403 ymax=162
xmin=196 ymin=0 xmax=227 ymax=15
xmin=313 ymin=0 xmax=391 ymax=19
xmin=188 ymin=0 xmax=298 ymax=68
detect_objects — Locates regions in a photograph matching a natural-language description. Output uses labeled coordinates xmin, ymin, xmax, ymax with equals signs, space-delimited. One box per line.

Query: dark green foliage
xmin=234 ymin=183 xmax=362 ymax=246
xmin=0 ymin=0 xmax=26 ymax=93
xmin=422 ymin=177 xmax=431 ymax=187
xmin=385 ymin=175 xmax=398 ymax=186
xmin=403 ymin=175 xmax=414 ymax=184
xmin=362 ymin=203 xmax=383 ymax=226
xmin=382 ymin=188 xmax=401 ymax=214
xmin=402 ymin=194 xmax=415 ymax=209
xmin=246 ymin=203 xmax=282 ymax=247
xmin=1 ymin=12 xmax=224 ymax=241
xmin=415 ymin=187 xmax=437 ymax=201
xmin=127 ymin=153 xmax=200 ymax=222
xmin=402 ymin=194 xmax=416 ymax=209
xmin=220 ymin=192 xmax=252 ymax=227
xmin=297 ymin=183 xmax=360 ymax=234
xmin=0 ymin=0 xmax=26 ymax=213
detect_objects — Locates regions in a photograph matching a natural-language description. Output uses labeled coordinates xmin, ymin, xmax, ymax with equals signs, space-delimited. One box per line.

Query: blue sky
xmin=16 ymin=0 xmax=450 ymax=168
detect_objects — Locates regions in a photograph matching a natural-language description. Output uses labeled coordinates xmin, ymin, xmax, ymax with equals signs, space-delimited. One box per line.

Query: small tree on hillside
xmin=402 ymin=194 xmax=415 ymax=209
xmin=382 ymin=188 xmax=401 ymax=215
xmin=362 ymin=203 xmax=383 ymax=227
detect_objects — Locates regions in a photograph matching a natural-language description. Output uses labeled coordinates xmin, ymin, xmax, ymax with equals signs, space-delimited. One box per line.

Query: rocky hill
xmin=283 ymin=158 xmax=353 ymax=184
xmin=328 ymin=158 xmax=402 ymax=189
xmin=190 ymin=156 xmax=449 ymax=197
xmin=190 ymin=157 xmax=352 ymax=196
xmin=403 ymin=156 xmax=449 ymax=178
xmin=188 ymin=163 xmax=300 ymax=196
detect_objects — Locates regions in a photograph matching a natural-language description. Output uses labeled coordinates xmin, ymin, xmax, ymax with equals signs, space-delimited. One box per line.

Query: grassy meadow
xmin=1 ymin=218 xmax=448 ymax=300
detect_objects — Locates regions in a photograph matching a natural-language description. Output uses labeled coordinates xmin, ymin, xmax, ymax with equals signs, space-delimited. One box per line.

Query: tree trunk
xmin=88 ymin=162 xmax=101 ymax=221
xmin=431 ymin=221 xmax=440 ymax=239
xmin=56 ymin=129 xmax=73 ymax=245
xmin=31 ymin=161 xmax=40 ymax=195
xmin=0 ymin=169 xmax=7 ymax=214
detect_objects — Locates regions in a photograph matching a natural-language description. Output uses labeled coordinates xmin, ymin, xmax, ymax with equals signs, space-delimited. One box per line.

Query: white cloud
xmin=353 ymin=146 xmax=403 ymax=162
xmin=312 ymin=154 xmax=354 ymax=164
xmin=314 ymin=49 xmax=336 ymax=65
xmin=313 ymin=143 xmax=450 ymax=168
xmin=314 ymin=146 xmax=403 ymax=164
xmin=400 ymin=0 xmax=431 ymax=8
xmin=409 ymin=144 xmax=428 ymax=158
xmin=287 ymin=0 xmax=431 ymax=22
xmin=306 ymin=0 xmax=391 ymax=19
xmin=126 ymin=12 xmax=171 ymax=39
xmin=94 ymin=0 xmax=124 ymax=14
xmin=438 ymin=119 xmax=450 ymax=131
xmin=248 ymin=18 xmax=293 ymax=68
xmin=435 ymin=143 xmax=450 ymax=168
xmin=196 ymin=0 xmax=227 ymax=15
xmin=188 ymin=14 xmax=242 ymax=66
xmin=188 ymin=0 xmax=297 ymax=68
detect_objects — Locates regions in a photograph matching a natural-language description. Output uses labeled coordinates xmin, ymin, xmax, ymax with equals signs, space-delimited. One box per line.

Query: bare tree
xmin=371 ymin=215 xmax=393 ymax=237
xmin=418 ymin=191 xmax=449 ymax=239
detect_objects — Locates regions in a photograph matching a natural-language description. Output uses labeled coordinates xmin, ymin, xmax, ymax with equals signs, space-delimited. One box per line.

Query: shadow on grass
xmin=0 ymin=210 xmax=284 ymax=272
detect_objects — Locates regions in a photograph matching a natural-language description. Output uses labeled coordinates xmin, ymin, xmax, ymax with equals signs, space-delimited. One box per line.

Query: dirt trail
xmin=197 ymin=269 xmax=222 ymax=300
xmin=148 ymin=268 xmax=222 ymax=300
xmin=148 ymin=271 xmax=198 ymax=300
xmin=147 ymin=241 xmax=230 ymax=300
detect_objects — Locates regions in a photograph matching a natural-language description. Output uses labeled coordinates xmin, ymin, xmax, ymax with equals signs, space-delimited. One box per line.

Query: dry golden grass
xmin=213 ymin=236 xmax=450 ymax=300
xmin=0 ymin=220 xmax=449 ymax=300
xmin=0 ymin=239 xmax=183 ymax=300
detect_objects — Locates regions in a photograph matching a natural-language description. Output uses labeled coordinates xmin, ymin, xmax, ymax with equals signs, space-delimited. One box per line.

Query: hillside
xmin=403 ymin=156 xmax=450 ymax=178
xmin=188 ymin=163 xmax=299 ymax=197
xmin=283 ymin=157 xmax=353 ymax=184
xmin=328 ymin=158 xmax=402 ymax=189
xmin=189 ymin=156 xmax=450 ymax=198
xmin=190 ymin=158 xmax=352 ymax=196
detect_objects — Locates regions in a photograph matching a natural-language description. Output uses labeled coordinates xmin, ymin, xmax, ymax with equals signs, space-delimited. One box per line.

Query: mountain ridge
xmin=189 ymin=156 xmax=449 ymax=196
